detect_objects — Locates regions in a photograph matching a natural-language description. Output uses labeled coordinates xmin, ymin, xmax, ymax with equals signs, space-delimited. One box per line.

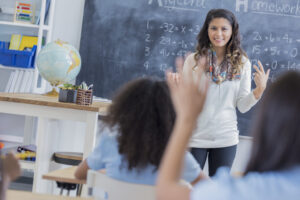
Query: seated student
xmin=0 ymin=152 xmax=21 ymax=200
xmin=75 ymin=78 xmax=206 ymax=185
xmin=157 ymin=61 xmax=300 ymax=199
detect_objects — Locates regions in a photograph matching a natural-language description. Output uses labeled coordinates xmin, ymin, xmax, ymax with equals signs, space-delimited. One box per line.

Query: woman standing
xmin=182 ymin=9 xmax=269 ymax=176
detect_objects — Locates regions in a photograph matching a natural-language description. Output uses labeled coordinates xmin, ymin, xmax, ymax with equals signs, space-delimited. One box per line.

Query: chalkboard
xmin=77 ymin=0 xmax=300 ymax=136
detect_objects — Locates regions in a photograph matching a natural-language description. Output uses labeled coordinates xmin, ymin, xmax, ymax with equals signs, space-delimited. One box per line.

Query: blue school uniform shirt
xmin=87 ymin=126 xmax=201 ymax=185
xmin=191 ymin=167 xmax=300 ymax=200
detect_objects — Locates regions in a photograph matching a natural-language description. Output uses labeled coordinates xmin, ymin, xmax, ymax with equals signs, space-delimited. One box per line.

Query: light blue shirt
xmin=191 ymin=167 xmax=300 ymax=200
xmin=87 ymin=126 xmax=201 ymax=185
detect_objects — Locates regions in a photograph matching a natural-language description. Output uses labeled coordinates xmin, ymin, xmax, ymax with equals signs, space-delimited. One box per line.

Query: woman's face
xmin=208 ymin=17 xmax=232 ymax=50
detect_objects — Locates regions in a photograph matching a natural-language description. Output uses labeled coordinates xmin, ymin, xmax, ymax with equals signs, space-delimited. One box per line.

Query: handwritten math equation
xmin=249 ymin=31 xmax=300 ymax=82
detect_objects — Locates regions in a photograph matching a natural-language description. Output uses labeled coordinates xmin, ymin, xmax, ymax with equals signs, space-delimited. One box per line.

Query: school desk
xmin=43 ymin=166 xmax=86 ymax=185
xmin=43 ymin=166 xmax=85 ymax=196
xmin=42 ymin=166 xmax=106 ymax=196
xmin=0 ymin=93 xmax=110 ymax=193
xmin=7 ymin=190 xmax=93 ymax=200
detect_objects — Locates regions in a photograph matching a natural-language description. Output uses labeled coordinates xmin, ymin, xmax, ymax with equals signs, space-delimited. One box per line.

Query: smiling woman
xmin=179 ymin=9 xmax=270 ymax=176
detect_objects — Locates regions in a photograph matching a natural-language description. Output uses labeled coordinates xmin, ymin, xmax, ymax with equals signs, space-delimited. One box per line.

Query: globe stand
xmin=45 ymin=88 xmax=59 ymax=96
xmin=44 ymin=84 xmax=59 ymax=97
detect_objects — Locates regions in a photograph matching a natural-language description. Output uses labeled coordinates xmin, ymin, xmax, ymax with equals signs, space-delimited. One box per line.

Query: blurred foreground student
xmin=75 ymin=77 xmax=206 ymax=185
xmin=157 ymin=60 xmax=300 ymax=200
xmin=0 ymin=153 xmax=21 ymax=200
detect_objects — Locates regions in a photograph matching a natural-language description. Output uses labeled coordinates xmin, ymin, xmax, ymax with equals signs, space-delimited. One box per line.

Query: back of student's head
xmin=245 ymin=71 xmax=300 ymax=174
xmin=102 ymin=77 xmax=176 ymax=171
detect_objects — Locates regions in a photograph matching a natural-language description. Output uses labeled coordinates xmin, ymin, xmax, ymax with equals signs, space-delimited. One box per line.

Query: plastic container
xmin=0 ymin=41 xmax=36 ymax=68
xmin=59 ymin=89 xmax=77 ymax=103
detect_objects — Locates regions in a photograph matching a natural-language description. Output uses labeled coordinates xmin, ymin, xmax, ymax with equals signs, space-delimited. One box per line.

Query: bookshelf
xmin=0 ymin=0 xmax=55 ymax=93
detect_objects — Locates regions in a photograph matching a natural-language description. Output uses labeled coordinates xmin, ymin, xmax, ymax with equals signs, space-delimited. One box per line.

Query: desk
xmin=43 ymin=166 xmax=85 ymax=185
xmin=0 ymin=93 xmax=110 ymax=193
xmin=7 ymin=190 xmax=92 ymax=200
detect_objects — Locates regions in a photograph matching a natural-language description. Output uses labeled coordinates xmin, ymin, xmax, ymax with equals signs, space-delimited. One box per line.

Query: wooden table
xmin=43 ymin=166 xmax=85 ymax=185
xmin=7 ymin=190 xmax=93 ymax=200
xmin=0 ymin=93 xmax=110 ymax=193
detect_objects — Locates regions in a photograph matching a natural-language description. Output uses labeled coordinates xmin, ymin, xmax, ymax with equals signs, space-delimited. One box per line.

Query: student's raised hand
xmin=253 ymin=60 xmax=270 ymax=99
xmin=3 ymin=152 xmax=21 ymax=181
xmin=166 ymin=57 xmax=209 ymax=121
xmin=167 ymin=52 xmax=191 ymax=84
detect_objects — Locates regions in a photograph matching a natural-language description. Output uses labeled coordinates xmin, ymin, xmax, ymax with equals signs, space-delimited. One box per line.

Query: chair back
xmin=87 ymin=170 xmax=156 ymax=200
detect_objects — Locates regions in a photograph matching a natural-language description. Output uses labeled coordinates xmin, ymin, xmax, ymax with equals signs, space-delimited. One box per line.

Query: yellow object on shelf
xmin=9 ymin=34 xmax=22 ymax=50
xmin=19 ymin=35 xmax=38 ymax=50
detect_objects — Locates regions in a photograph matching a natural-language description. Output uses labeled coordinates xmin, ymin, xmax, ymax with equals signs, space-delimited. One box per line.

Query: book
xmin=4 ymin=70 xmax=15 ymax=92
xmin=19 ymin=35 xmax=38 ymax=51
xmin=8 ymin=71 xmax=18 ymax=93
xmin=13 ymin=70 xmax=24 ymax=93
xmin=25 ymin=71 xmax=34 ymax=93
xmin=9 ymin=34 xmax=22 ymax=50
xmin=19 ymin=70 xmax=30 ymax=93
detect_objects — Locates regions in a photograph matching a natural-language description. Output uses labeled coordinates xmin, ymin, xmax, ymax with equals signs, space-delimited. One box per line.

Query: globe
xmin=36 ymin=40 xmax=81 ymax=96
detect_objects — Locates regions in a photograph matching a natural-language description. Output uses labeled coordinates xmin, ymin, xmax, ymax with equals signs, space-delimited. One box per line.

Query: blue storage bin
xmin=0 ymin=41 xmax=37 ymax=68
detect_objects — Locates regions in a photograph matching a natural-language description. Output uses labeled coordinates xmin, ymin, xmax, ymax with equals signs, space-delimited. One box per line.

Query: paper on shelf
xmin=93 ymin=96 xmax=112 ymax=103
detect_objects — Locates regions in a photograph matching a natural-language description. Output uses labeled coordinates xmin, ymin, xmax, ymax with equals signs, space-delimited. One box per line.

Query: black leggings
xmin=190 ymin=145 xmax=237 ymax=176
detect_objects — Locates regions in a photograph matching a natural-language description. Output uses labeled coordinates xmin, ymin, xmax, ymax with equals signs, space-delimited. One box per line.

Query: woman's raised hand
xmin=253 ymin=60 xmax=270 ymax=99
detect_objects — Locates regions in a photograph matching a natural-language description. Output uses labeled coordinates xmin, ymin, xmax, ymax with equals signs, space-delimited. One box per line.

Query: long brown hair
xmin=245 ymin=71 xmax=300 ymax=174
xmin=194 ymin=9 xmax=247 ymax=75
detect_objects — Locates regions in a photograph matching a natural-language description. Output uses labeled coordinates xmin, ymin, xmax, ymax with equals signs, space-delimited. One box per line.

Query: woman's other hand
xmin=253 ymin=60 xmax=270 ymax=99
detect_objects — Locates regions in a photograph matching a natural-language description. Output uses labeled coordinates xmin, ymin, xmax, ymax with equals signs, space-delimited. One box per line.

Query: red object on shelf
xmin=21 ymin=6 xmax=30 ymax=10
xmin=0 ymin=142 xmax=4 ymax=149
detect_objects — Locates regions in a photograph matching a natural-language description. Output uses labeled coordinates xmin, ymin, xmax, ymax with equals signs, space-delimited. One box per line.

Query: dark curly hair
xmin=102 ymin=77 xmax=176 ymax=171
xmin=194 ymin=9 xmax=247 ymax=75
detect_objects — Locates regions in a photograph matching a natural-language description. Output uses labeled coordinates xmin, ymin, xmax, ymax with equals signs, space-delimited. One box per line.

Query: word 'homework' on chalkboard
xmin=77 ymin=0 xmax=300 ymax=136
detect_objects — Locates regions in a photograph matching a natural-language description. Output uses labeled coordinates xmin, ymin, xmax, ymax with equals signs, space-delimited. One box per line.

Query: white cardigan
xmin=183 ymin=53 xmax=258 ymax=148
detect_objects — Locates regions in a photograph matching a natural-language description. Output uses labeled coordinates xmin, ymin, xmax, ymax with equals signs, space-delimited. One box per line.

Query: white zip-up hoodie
xmin=183 ymin=53 xmax=258 ymax=148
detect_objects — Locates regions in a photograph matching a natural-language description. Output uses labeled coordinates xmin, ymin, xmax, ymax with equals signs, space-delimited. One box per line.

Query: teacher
xmin=182 ymin=9 xmax=269 ymax=176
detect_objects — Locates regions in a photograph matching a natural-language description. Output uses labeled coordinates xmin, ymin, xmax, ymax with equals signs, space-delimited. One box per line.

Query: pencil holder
xmin=76 ymin=89 xmax=93 ymax=105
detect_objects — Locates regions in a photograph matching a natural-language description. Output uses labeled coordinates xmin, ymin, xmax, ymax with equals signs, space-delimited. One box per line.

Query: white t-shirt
xmin=183 ymin=53 xmax=259 ymax=148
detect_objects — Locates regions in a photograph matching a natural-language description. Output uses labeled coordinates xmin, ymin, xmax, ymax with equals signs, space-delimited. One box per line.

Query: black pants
xmin=190 ymin=145 xmax=237 ymax=176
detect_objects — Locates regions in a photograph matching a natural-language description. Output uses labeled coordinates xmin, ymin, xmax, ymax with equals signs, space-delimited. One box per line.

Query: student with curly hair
xmin=75 ymin=78 xmax=205 ymax=185
xmin=182 ymin=9 xmax=269 ymax=175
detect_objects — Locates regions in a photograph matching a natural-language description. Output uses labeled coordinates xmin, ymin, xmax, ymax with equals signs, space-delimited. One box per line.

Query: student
xmin=0 ymin=153 xmax=21 ymax=200
xmin=75 ymin=78 xmax=206 ymax=185
xmin=182 ymin=8 xmax=269 ymax=176
xmin=157 ymin=63 xmax=300 ymax=199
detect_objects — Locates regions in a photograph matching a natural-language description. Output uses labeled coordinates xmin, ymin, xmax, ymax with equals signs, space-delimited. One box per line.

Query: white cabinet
xmin=0 ymin=0 xmax=56 ymax=93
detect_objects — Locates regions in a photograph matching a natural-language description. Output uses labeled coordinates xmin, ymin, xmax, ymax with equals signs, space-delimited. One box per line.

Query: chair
xmin=52 ymin=152 xmax=83 ymax=196
xmin=87 ymin=170 xmax=156 ymax=200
